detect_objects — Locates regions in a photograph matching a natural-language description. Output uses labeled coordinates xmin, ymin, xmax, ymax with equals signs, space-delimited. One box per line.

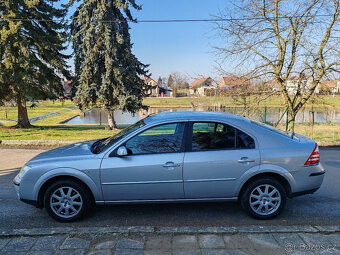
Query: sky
xmin=65 ymin=0 xmax=229 ymax=82
xmin=129 ymin=0 xmax=228 ymax=81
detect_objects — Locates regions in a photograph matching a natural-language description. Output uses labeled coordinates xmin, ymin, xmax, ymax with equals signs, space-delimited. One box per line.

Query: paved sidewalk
xmin=0 ymin=148 xmax=46 ymax=170
xmin=0 ymin=226 xmax=339 ymax=255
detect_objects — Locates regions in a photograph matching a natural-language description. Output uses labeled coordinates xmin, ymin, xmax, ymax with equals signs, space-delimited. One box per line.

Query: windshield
xmin=91 ymin=119 xmax=146 ymax=154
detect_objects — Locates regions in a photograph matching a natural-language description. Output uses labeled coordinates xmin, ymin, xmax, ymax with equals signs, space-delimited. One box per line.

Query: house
xmin=144 ymin=77 xmax=172 ymax=97
xmin=144 ymin=77 xmax=159 ymax=97
xmin=265 ymin=80 xmax=280 ymax=92
xmin=268 ymin=76 xmax=315 ymax=95
xmin=189 ymin=77 xmax=218 ymax=96
xmin=219 ymin=77 xmax=251 ymax=90
xmin=318 ymin=80 xmax=340 ymax=94
xmin=285 ymin=76 xmax=314 ymax=94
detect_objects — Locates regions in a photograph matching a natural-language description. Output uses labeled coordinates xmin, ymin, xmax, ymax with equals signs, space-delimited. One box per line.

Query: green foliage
xmin=0 ymin=0 xmax=70 ymax=127
xmin=70 ymin=0 xmax=149 ymax=115
xmin=0 ymin=0 xmax=70 ymax=99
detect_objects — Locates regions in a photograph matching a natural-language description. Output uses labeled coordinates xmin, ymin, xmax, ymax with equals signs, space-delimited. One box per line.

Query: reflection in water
xmin=65 ymin=108 xmax=191 ymax=125
xmin=65 ymin=107 xmax=340 ymax=125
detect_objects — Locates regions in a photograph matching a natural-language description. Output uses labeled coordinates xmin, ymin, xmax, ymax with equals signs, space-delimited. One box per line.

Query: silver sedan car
xmin=14 ymin=111 xmax=325 ymax=221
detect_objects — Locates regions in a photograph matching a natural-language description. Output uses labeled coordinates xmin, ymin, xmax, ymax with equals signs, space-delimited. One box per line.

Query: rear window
xmin=251 ymin=121 xmax=290 ymax=137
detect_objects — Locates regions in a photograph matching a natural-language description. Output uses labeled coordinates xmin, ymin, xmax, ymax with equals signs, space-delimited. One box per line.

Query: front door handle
xmin=238 ymin=157 xmax=255 ymax=163
xmin=163 ymin=162 xmax=180 ymax=169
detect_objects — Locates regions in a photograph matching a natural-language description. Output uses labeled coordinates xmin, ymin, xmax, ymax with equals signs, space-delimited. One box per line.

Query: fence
xmin=216 ymin=105 xmax=340 ymax=143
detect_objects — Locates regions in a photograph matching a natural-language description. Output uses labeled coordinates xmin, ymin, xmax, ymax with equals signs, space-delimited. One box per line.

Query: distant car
xmin=14 ymin=112 xmax=325 ymax=221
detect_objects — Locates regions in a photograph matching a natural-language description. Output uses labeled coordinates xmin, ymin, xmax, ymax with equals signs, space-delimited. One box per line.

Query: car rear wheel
xmin=240 ymin=178 xmax=286 ymax=219
xmin=44 ymin=180 xmax=92 ymax=222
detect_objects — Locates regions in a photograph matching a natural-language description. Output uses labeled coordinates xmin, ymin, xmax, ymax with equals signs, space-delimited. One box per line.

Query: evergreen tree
xmin=167 ymin=75 xmax=174 ymax=89
xmin=157 ymin=76 xmax=163 ymax=88
xmin=70 ymin=0 xmax=149 ymax=129
xmin=0 ymin=0 xmax=70 ymax=128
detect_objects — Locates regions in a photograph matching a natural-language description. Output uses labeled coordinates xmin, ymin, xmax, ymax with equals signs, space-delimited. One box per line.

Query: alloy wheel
xmin=249 ymin=184 xmax=281 ymax=216
xmin=50 ymin=187 xmax=83 ymax=218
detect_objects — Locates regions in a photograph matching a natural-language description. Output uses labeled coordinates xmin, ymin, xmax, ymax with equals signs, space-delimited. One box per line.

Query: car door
xmin=183 ymin=121 xmax=260 ymax=199
xmin=100 ymin=122 xmax=187 ymax=201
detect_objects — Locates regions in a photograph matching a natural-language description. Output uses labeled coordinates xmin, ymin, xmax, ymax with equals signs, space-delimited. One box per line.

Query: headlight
xmin=17 ymin=165 xmax=31 ymax=179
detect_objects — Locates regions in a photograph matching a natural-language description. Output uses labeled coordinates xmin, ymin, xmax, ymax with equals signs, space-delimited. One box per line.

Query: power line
xmin=2 ymin=14 xmax=335 ymax=23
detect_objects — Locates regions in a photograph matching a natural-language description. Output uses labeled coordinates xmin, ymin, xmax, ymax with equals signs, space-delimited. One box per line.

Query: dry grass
xmin=276 ymin=123 xmax=340 ymax=142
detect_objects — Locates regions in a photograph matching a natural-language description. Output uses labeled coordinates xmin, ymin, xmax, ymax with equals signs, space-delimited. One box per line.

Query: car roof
xmin=144 ymin=111 xmax=249 ymax=124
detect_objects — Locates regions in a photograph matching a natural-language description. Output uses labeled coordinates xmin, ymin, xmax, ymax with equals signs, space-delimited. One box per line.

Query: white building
xmin=189 ymin=77 xmax=218 ymax=96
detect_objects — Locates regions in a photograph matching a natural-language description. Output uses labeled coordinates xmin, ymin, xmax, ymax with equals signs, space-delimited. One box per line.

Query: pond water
xmin=65 ymin=106 xmax=340 ymax=126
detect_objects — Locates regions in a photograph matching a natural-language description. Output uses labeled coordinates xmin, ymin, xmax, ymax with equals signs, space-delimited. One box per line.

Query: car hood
xmin=27 ymin=140 xmax=97 ymax=165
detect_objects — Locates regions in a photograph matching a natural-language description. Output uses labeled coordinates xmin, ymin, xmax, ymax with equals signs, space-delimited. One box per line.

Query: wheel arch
xmin=34 ymin=168 xmax=102 ymax=208
xmin=37 ymin=175 xmax=96 ymax=208
xmin=237 ymin=172 xmax=293 ymax=199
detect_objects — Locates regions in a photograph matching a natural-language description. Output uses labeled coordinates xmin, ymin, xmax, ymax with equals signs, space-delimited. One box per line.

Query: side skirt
xmin=95 ymin=197 xmax=238 ymax=205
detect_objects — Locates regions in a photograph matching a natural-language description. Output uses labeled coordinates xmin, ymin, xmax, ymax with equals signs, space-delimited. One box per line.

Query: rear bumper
xmin=309 ymin=171 xmax=325 ymax=177
xmin=290 ymin=187 xmax=319 ymax=198
xmin=289 ymin=163 xmax=325 ymax=195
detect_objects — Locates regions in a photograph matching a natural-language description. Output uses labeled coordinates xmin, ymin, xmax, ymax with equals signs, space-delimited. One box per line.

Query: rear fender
xmin=233 ymin=164 xmax=296 ymax=197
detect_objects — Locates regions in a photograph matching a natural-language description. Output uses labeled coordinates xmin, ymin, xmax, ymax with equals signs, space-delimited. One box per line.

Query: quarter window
xmin=237 ymin=129 xmax=255 ymax=149
xmin=191 ymin=122 xmax=255 ymax=151
xmin=125 ymin=123 xmax=185 ymax=155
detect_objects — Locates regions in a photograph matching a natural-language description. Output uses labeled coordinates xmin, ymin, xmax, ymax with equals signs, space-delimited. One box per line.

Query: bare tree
xmin=215 ymin=0 xmax=340 ymax=131
xmin=170 ymin=72 xmax=189 ymax=89
xmin=221 ymin=82 xmax=277 ymax=118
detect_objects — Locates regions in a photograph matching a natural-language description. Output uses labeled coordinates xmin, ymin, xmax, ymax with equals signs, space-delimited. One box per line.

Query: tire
xmin=44 ymin=179 xmax=92 ymax=222
xmin=240 ymin=178 xmax=286 ymax=220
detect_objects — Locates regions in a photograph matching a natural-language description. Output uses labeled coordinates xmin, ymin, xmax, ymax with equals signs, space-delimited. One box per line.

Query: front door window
xmin=125 ymin=123 xmax=185 ymax=155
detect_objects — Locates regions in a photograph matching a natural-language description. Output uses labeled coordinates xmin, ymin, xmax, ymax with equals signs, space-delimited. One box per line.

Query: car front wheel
xmin=44 ymin=180 xmax=92 ymax=222
xmin=240 ymin=178 xmax=287 ymax=219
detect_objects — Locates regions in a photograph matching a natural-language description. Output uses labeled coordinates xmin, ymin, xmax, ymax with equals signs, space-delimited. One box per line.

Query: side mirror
xmin=116 ymin=146 xmax=128 ymax=157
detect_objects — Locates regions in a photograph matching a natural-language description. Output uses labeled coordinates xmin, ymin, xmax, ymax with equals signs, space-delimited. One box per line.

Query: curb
xmin=0 ymin=140 xmax=82 ymax=147
xmin=0 ymin=225 xmax=339 ymax=237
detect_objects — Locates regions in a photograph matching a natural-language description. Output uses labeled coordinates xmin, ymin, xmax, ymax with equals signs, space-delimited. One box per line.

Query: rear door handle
xmin=238 ymin=157 xmax=255 ymax=163
xmin=163 ymin=162 xmax=180 ymax=169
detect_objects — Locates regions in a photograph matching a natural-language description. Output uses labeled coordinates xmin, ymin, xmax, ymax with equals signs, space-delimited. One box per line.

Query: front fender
xmin=233 ymin=164 xmax=296 ymax=197
xmin=32 ymin=167 xmax=103 ymax=201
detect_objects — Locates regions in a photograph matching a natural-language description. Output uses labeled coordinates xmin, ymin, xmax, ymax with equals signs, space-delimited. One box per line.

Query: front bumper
xmin=13 ymin=179 xmax=40 ymax=207
xmin=20 ymin=198 xmax=39 ymax=207
xmin=13 ymin=180 xmax=20 ymax=199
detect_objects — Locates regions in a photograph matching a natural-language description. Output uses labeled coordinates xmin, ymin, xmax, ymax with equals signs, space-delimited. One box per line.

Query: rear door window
xmin=191 ymin=122 xmax=255 ymax=151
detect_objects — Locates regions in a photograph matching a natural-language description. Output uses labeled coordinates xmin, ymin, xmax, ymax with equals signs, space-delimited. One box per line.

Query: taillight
xmin=304 ymin=144 xmax=320 ymax=166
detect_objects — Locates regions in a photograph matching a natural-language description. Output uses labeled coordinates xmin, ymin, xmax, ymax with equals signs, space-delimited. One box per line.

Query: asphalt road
xmin=0 ymin=147 xmax=339 ymax=230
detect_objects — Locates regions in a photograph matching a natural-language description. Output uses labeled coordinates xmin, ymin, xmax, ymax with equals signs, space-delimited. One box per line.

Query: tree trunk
xmin=15 ymin=94 xmax=31 ymax=128
xmin=287 ymin=108 xmax=296 ymax=132
xmin=107 ymin=111 xmax=117 ymax=130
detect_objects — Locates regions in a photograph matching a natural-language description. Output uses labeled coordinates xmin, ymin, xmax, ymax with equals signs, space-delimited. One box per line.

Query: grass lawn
xmin=0 ymin=100 xmax=119 ymax=141
xmin=0 ymin=125 xmax=117 ymax=141
xmin=0 ymin=100 xmax=76 ymax=123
